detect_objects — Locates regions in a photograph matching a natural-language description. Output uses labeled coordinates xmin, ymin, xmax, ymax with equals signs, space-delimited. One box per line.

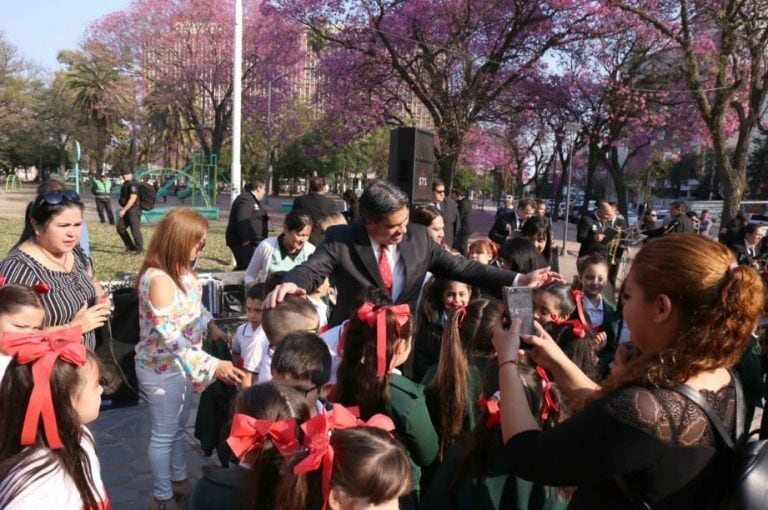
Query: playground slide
xmin=156 ymin=179 xmax=176 ymax=198
xmin=176 ymin=187 xmax=194 ymax=200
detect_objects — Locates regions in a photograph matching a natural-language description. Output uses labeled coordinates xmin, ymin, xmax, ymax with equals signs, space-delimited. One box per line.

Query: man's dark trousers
xmin=117 ymin=206 xmax=144 ymax=252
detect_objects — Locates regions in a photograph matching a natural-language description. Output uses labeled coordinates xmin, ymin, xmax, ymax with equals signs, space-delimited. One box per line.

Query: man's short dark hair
xmin=432 ymin=178 xmax=445 ymax=191
xmin=309 ymin=176 xmax=325 ymax=192
xmin=670 ymin=200 xmax=688 ymax=213
xmin=359 ymin=181 xmax=409 ymax=222
xmin=517 ymin=198 xmax=536 ymax=211
xmin=245 ymin=177 xmax=265 ymax=192
xmin=271 ymin=332 xmax=331 ymax=387
xmin=262 ymin=296 xmax=319 ymax=346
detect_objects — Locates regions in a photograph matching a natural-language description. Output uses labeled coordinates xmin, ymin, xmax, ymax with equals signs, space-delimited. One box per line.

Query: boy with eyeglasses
xmin=270 ymin=331 xmax=333 ymax=416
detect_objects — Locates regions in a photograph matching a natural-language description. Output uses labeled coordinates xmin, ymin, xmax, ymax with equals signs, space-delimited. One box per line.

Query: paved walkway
xmin=91 ymin=397 xmax=214 ymax=510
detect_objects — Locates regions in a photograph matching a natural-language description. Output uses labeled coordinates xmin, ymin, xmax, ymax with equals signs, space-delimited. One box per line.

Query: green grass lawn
xmin=0 ymin=218 xmax=236 ymax=282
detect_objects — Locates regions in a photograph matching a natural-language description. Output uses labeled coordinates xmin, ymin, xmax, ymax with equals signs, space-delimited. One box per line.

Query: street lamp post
xmin=560 ymin=122 xmax=581 ymax=256
xmin=230 ymin=0 xmax=243 ymax=206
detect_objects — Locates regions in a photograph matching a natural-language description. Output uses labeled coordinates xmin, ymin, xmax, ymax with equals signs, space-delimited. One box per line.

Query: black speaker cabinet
xmin=388 ymin=127 xmax=435 ymax=204
xmin=96 ymin=287 xmax=140 ymax=410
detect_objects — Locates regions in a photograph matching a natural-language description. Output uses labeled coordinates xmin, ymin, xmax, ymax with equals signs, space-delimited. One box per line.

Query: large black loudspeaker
xmin=389 ymin=127 xmax=435 ymax=204
xmin=95 ymin=287 xmax=140 ymax=410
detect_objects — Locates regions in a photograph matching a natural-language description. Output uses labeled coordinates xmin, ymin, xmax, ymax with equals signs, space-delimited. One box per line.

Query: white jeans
xmin=136 ymin=364 xmax=194 ymax=500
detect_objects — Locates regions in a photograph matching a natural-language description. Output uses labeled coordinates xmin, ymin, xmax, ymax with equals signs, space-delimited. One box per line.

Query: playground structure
xmin=130 ymin=153 xmax=222 ymax=223
xmin=3 ymin=174 xmax=22 ymax=192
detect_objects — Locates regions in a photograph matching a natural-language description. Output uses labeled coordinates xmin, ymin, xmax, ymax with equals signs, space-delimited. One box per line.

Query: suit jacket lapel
xmin=352 ymin=222 xmax=387 ymax=290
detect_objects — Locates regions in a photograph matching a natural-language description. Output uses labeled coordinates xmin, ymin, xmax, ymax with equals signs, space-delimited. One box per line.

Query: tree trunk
xmin=607 ymin=147 xmax=629 ymax=218
xmin=711 ymin=126 xmax=747 ymax=227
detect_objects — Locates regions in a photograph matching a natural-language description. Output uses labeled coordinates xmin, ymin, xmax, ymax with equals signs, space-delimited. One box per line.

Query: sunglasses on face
xmin=41 ymin=190 xmax=81 ymax=205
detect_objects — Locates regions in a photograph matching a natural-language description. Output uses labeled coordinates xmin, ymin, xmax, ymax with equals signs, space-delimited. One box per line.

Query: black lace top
xmin=505 ymin=382 xmax=736 ymax=509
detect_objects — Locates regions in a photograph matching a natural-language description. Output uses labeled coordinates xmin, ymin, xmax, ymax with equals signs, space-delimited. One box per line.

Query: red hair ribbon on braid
xmin=0 ymin=274 xmax=5 ymax=287
xmin=356 ymin=302 xmax=411 ymax=378
xmin=477 ymin=397 xmax=501 ymax=429
xmin=453 ymin=304 xmax=468 ymax=328
xmin=536 ymin=365 xmax=560 ymax=421
xmin=2 ymin=327 xmax=85 ymax=449
xmin=294 ymin=404 xmax=395 ymax=510
xmin=226 ymin=414 xmax=299 ymax=461
xmin=33 ymin=283 xmax=51 ymax=294
xmin=549 ymin=315 xmax=587 ymax=338
xmin=571 ymin=289 xmax=592 ymax=331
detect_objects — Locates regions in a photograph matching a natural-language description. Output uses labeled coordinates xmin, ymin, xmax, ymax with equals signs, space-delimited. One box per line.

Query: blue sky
xmin=1 ymin=0 xmax=129 ymax=70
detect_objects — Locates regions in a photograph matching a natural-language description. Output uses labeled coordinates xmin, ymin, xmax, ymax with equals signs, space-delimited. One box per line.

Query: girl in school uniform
xmin=0 ymin=326 xmax=109 ymax=509
xmin=335 ymin=299 xmax=438 ymax=505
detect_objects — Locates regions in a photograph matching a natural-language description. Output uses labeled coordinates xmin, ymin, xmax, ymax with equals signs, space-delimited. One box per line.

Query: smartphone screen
xmin=504 ymin=286 xmax=534 ymax=336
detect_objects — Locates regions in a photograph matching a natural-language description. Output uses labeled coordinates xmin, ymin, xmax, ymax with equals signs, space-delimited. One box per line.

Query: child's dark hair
xmin=521 ymin=216 xmax=552 ymax=254
xmin=234 ymin=382 xmax=311 ymax=510
xmin=247 ymin=283 xmax=265 ymax=301
xmin=336 ymin=301 xmax=413 ymax=419
xmin=0 ymin=285 xmax=45 ymax=318
xmin=499 ymin=238 xmax=548 ymax=273
xmin=271 ymin=332 xmax=331 ymax=388
xmin=536 ymin=282 xmax=576 ymax=318
xmin=538 ymin=283 xmax=601 ymax=381
xmin=261 ymin=296 xmax=318 ymax=347
xmin=264 ymin=272 xmax=287 ymax=296
xmin=576 ymin=253 xmax=609 ymax=276
xmin=0 ymin=350 xmax=102 ymax=508
xmin=430 ymin=299 xmax=502 ymax=457
xmin=416 ymin=277 xmax=469 ymax=329
xmin=452 ymin=363 xmax=568 ymax=499
xmin=280 ymin=427 xmax=412 ymax=510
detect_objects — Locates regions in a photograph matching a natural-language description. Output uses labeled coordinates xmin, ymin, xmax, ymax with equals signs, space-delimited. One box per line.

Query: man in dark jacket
xmin=292 ymin=176 xmax=337 ymax=246
xmin=488 ymin=198 xmax=536 ymax=245
xmin=265 ymin=181 xmax=561 ymax=327
xmin=431 ymin=178 xmax=460 ymax=248
xmin=226 ymin=177 xmax=269 ymax=270
xmin=452 ymin=188 xmax=472 ymax=255
xmin=117 ymin=168 xmax=144 ymax=254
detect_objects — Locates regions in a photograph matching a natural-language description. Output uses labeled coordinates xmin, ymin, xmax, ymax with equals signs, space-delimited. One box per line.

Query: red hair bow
xmin=226 ymin=414 xmax=299 ymax=461
xmin=2 ymin=327 xmax=84 ymax=449
xmin=536 ymin=365 xmax=560 ymax=421
xmin=550 ymin=315 xmax=587 ymax=338
xmin=356 ymin=302 xmax=411 ymax=378
xmin=294 ymin=404 xmax=395 ymax=510
xmin=452 ymin=304 xmax=468 ymax=328
xmin=571 ymin=289 xmax=592 ymax=331
xmin=0 ymin=274 xmax=5 ymax=287
xmin=478 ymin=397 xmax=501 ymax=429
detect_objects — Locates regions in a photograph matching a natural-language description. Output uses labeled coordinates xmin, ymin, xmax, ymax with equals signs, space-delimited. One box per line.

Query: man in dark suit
xmin=488 ymin=198 xmax=536 ymax=245
xmin=645 ymin=200 xmax=696 ymax=237
xmin=577 ymin=200 xmax=627 ymax=285
xmin=226 ymin=177 xmax=269 ymax=270
xmin=451 ymin=188 xmax=472 ymax=255
xmin=729 ymin=224 xmax=766 ymax=268
xmin=431 ymin=178 xmax=460 ymax=249
xmin=292 ymin=176 xmax=337 ymax=246
xmin=265 ymin=181 xmax=560 ymax=326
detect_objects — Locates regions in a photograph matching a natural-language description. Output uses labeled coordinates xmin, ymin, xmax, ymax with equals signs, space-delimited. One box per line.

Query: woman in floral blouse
xmin=134 ymin=208 xmax=244 ymax=510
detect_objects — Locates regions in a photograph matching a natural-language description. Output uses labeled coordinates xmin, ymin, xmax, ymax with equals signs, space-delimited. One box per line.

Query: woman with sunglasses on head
xmin=134 ymin=208 xmax=245 ymax=510
xmin=0 ymin=189 xmax=111 ymax=351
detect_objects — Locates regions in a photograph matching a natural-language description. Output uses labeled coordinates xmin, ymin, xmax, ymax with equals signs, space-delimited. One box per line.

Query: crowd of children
xmin=1 ymin=197 xmax=761 ymax=510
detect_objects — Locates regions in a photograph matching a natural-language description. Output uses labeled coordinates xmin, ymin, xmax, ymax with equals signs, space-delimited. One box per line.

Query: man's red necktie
xmin=378 ymin=244 xmax=393 ymax=297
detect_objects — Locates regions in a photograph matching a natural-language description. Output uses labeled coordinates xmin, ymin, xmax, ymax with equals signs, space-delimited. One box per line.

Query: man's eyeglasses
xmin=434 ymin=189 xmax=446 ymax=194
xmin=41 ymin=190 xmax=81 ymax=205
xmin=292 ymin=384 xmax=319 ymax=398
